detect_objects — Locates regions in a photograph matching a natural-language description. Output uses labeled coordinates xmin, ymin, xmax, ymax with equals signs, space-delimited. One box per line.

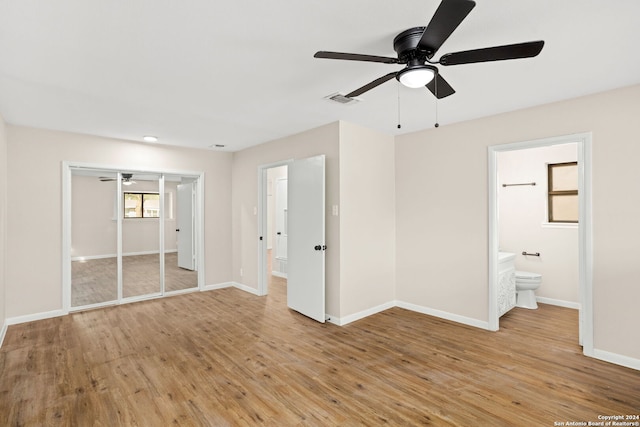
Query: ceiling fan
xmin=99 ymin=173 xmax=136 ymax=186
xmin=314 ymin=0 xmax=544 ymax=99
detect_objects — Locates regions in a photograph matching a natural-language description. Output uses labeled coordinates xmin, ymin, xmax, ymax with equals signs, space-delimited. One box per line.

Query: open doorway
xmin=488 ymin=133 xmax=593 ymax=356
xmin=257 ymin=156 xmax=327 ymax=323
xmin=258 ymin=162 xmax=289 ymax=296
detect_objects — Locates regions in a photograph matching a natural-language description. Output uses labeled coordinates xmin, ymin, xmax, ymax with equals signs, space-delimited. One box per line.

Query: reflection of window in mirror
xmin=547 ymin=162 xmax=578 ymax=223
xmin=124 ymin=192 xmax=160 ymax=218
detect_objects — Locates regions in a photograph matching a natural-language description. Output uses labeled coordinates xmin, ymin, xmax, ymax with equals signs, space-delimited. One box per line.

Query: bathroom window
xmin=547 ymin=162 xmax=578 ymax=223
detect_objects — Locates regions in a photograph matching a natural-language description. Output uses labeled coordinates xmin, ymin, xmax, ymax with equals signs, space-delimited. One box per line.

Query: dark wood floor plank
xmin=1 ymin=283 xmax=639 ymax=425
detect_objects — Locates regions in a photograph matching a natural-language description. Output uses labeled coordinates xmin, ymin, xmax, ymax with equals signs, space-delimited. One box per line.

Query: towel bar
xmin=522 ymin=251 xmax=540 ymax=257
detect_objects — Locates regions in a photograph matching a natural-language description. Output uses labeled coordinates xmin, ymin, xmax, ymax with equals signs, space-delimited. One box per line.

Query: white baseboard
xmin=6 ymin=309 xmax=68 ymax=326
xmin=329 ymin=301 xmax=396 ymax=326
xmin=592 ymin=348 xmax=640 ymax=371
xmin=232 ymin=282 xmax=261 ymax=296
xmin=396 ymin=300 xmax=491 ymax=330
xmin=72 ymin=249 xmax=178 ymax=261
xmin=536 ymin=296 xmax=580 ymax=309
xmin=271 ymin=271 xmax=287 ymax=279
xmin=201 ymin=282 xmax=234 ymax=292
xmin=0 ymin=321 xmax=7 ymax=348
xmin=202 ymin=281 xmax=260 ymax=296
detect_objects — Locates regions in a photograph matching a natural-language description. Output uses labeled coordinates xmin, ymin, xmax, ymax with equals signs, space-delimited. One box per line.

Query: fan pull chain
xmin=434 ymin=74 xmax=440 ymax=128
xmin=397 ymin=82 xmax=401 ymax=129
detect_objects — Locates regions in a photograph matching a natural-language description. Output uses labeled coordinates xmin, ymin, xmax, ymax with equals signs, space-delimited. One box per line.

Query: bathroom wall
xmin=498 ymin=143 xmax=579 ymax=305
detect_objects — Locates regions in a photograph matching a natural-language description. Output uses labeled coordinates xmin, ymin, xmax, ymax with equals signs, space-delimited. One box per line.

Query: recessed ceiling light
xmin=209 ymin=144 xmax=226 ymax=148
xmin=143 ymin=135 xmax=158 ymax=143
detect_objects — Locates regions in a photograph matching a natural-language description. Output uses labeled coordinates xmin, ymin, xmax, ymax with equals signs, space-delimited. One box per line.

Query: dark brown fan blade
xmin=99 ymin=177 xmax=116 ymax=181
xmin=346 ymin=72 xmax=398 ymax=98
xmin=314 ymin=51 xmax=399 ymax=64
xmin=439 ymin=40 xmax=544 ymax=66
xmin=426 ymin=73 xmax=455 ymax=99
xmin=418 ymin=0 xmax=476 ymax=58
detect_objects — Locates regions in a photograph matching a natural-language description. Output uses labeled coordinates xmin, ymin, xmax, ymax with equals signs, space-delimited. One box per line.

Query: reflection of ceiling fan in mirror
xmin=99 ymin=173 xmax=136 ymax=186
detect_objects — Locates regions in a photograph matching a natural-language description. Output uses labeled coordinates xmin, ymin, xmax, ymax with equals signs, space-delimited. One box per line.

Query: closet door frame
xmin=62 ymin=161 xmax=205 ymax=313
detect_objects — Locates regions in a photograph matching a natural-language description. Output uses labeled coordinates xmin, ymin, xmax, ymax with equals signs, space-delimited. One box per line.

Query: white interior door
xmin=287 ymin=155 xmax=325 ymax=323
xmin=274 ymin=178 xmax=288 ymax=276
xmin=177 ymin=182 xmax=195 ymax=270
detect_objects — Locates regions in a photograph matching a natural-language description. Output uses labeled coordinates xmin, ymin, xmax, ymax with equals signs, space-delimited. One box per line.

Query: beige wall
xmin=0 ymin=114 xmax=7 ymax=337
xmin=339 ymin=122 xmax=396 ymax=317
xmin=6 ymin=126 xmax=233 ymax=318
xmin=231 ymin=121 xmax=396 ymax=321
xmin=71 ymin=176 xmax=179 ymax=257
xmin=498 ymin=144 xmax=579 ymax=304
xmin=231 ymin=122 xmax=341 ymax=316
xmin=396 ymin=84 xmax=640 ymax=361
xmin=3 ymin=85 xmax=639 ymax=365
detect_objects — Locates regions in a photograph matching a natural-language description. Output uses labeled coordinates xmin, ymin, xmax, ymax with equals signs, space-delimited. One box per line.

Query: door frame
xmin=273 ymin=176 xmax=288 ymax=278
xmin=62 ymin=161 xmax=205 ymax=312
xmin=257 ymin=160 xmax=292 ymax=296
xmin=487 ymin=133 xmax=593 ymax=357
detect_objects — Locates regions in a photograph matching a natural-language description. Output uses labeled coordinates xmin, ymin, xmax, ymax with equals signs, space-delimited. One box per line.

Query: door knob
xmin=314 ymin=245 xmax=322 ymax=251
xmin=277 ymin=232 xmax=282 ymax=235
xmin=176 ymin=229 xmax=180 ymax=232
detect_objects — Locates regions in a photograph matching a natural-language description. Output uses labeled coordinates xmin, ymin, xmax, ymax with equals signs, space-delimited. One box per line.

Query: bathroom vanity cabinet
xmin=498 ymin=252 xmax=516 ymax=316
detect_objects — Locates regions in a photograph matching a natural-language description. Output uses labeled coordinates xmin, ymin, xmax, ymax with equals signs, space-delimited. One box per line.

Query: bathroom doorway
xmin=488 ymin=133 xmax=593 ymax=356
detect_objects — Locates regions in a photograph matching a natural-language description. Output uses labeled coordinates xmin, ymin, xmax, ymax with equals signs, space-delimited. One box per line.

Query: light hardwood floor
xmin=1 ymin=282 xmax=638 ymax=425
xmin=72 ymin=253 xmax=198 ymax=307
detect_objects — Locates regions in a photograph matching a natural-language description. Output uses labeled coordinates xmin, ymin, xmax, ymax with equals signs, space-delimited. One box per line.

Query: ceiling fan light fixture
xmin=397 ymin=66 xmax=435 ymax=88
xmin=122 ymin=180 xmax=134 ymax=186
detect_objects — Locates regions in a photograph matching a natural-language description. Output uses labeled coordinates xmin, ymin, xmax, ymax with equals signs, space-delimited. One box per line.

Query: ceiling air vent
xmin=324 ymin=92 xmax=360 ymax=105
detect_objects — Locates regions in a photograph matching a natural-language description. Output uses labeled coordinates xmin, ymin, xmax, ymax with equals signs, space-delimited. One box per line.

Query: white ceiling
xmin=1 ymin=0 xmax=640 ymax=152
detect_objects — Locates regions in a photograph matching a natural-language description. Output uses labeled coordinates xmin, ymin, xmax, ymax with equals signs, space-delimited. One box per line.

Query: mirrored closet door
xmin=68 ymin=167 xmax=201 ymax=311
xmin=164 ymin=175 xmax=198 ymax=293
xmin=71 ymin=169 xmax=119 ymax=306
xmin=122 ymin=172 xmax=163 ymax=300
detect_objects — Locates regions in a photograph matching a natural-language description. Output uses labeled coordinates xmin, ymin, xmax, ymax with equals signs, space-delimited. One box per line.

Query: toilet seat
xmin=515 ymin=270 xmax=542 ymax=280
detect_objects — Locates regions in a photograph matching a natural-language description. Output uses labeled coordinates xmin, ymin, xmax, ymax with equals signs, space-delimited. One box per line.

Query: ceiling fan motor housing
xmin=393 ymin=27 xmax=429 ymax=62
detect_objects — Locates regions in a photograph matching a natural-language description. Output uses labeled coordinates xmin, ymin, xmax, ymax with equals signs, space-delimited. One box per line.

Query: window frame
xmin=547 ymin=161 xmax=578 ymax=223
xmin=123 ymin=191 xmax=160 ymax=219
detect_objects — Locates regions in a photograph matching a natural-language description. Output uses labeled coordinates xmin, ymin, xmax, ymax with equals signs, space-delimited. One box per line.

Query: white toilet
xmin=515 ymin=271 xmax=542 ymax=309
